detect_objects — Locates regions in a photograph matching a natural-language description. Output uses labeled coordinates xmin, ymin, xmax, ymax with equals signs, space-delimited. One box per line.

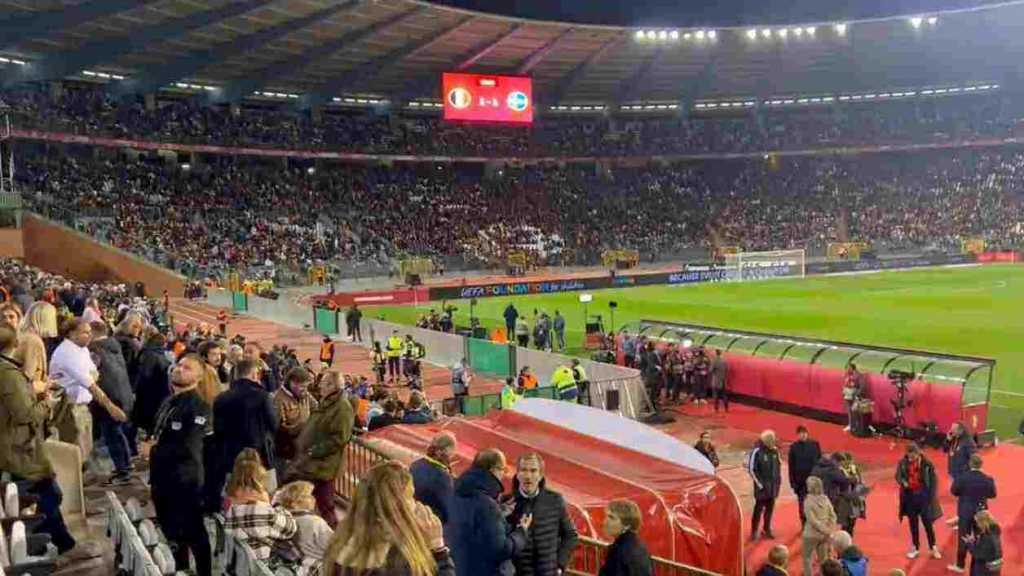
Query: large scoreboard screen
xmin=442 ymin=72 xmax=533 ymax=124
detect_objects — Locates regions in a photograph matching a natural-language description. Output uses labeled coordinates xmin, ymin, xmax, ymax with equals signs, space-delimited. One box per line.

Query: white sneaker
xmin=946 ymin=564 xmax=964 ymax=573
xmin=906 ymin=549 xmax=920 ymax=559
xmin=931 ymin=547 xmax=942 ymax=559
xmin=843 ymin=426 xmax=851 ymax=432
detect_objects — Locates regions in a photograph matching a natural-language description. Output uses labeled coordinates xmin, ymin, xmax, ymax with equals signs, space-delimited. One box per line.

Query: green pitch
xmin=369 ymin=264 xmax=1024 ymax=438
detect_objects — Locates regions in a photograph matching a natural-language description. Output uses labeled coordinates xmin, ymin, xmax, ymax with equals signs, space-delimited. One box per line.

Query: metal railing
xmin=335 ymin=437 xmax=722 ymax=576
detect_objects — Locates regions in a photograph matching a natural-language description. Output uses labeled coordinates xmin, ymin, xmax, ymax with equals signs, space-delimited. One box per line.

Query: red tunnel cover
xmin=364 ymin=409 xmax=743 ymax=575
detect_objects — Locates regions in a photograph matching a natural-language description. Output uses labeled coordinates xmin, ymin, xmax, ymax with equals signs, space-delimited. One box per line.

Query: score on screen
xmin=442 ymin=72 xmax=533 ymax=124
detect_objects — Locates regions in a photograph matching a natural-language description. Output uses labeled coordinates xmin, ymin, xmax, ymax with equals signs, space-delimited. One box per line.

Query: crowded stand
xmin=4 ymin=83 xmax=1024 ymax=157
xmin=15 ymin=146 xmax=1024 ymax=282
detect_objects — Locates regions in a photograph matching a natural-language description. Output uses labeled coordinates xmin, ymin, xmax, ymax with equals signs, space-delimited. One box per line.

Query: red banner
xmin=442 ymin=72 xmax=534 ymax=124
xmin=977 ymin=251 xmax=1019 ymax=263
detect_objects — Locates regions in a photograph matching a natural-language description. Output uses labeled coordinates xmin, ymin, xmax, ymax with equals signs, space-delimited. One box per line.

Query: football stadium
xmin=0 ymin=0 xmax=1022 ymax=575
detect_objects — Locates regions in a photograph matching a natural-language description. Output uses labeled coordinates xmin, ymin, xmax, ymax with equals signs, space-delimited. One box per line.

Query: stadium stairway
xmin=170 ymin=298 xmax=504 ymax=402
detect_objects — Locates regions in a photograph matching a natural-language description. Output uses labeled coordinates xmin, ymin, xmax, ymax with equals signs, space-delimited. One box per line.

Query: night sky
xmin=431 ymin=0 xmax=1002 ymax=26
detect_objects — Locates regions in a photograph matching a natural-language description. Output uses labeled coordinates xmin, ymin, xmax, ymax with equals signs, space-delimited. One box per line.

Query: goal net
xmin=722 ymin=249 xmax=806 ymax=282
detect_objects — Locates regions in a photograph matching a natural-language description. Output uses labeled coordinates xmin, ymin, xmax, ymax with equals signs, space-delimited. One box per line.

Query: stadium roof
xmin=0 ymin=0 xmax=1022 ymax=108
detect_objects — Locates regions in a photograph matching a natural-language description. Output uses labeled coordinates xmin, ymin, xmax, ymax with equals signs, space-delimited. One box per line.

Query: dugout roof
xmin=0 ymin=0 xmax=1022 ymax=107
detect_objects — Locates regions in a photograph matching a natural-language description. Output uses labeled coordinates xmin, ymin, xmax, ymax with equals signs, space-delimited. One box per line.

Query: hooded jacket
xmin=801 ymin=477 xmax=836 ymax=541
xmin=838 ymin=545 xmax=868 ymax=576
xmin=90 ymin=336 xmax=134 ymax=413
xmin=508 ymin=476 xmax=579 ymax=576
xmin=288 ymin=390 xmax=354 ymax=482
xmin=446 ymin=466 xmax=528 ymax=576
xmin=131 ymin=342 xmax=172 ymax=435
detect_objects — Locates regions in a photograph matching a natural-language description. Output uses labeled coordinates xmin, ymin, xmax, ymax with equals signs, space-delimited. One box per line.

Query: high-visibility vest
xmin=386 ymin=336 xmax=403 ymax=358
xmin=501 ymin=386 xmax=522 ymax=409
xmin=320 ymin=342 xmax=335 ymax=362
xmin=552 ymin=366 xmax=576 ymax=392
xmin=572 ymin=365 xmax=587 ymax=383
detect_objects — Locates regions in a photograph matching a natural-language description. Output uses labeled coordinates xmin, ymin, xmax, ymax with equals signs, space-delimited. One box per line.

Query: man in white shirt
xmin=49 ymin=318 xmax=126 ymax=461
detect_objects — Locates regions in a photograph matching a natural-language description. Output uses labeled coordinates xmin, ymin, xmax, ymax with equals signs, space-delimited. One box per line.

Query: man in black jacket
xmin=206 ymin=358 xmax=278 ymax=511
xmin=950 ymin=453 xmax=996 ymax=572
xmin=89 ymin=321 xmax=135 ymax=485
xmin=810 ymin=454 xmax=853 ymax=510
xmin=150 ymin=354 xmax=212 ymax=576
xmin=787 ymin=425 xmax=821 ymax=526
xmin=447 ymin=449 xmax=532 ymax=576
xmin=508 ymin=453 xmax=579 ymax=576
xmin=747 ymin=430 xmax=782 ymax=541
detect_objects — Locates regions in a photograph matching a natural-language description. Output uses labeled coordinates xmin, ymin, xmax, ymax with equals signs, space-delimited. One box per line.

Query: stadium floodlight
xmin=778 ymin=28 xmax=788 ymax=38
xmin=910 ymin=16 xmax=923 ymax=28
xmin=646 ymin=30 xmax=657 ymax=39
xmin=746 ymin=29 xmax=758 ymax=40
xmin=928 ymin=16 xmax=938 ymax=25
xmin=761 ymin=28 xmax=772 ymax=38
xmin=658 ymin=30 xmax=668 ymax=40
xmin=805 ymin=26 xmax=815 ymax=36
xmin=834 ymin=23 xmax=847 ymax=35
xmin=708 ymin=30 xmax=717 ymax=40
xmin=669 ymin=30 xmax=679 ymax=40
xmin=635 ymin=30 xmax=645 ymax=40
xmin=695 ymin=30 xmax=705 ymax=40
xmin=684 ymin=32 xmax=692 ymax=40
xmin=793 ymin=27 xmax=803 ymax=37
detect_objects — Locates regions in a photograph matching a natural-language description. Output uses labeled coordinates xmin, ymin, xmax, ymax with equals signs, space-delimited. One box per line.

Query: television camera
xmin=888 ymin=369 xmax=915 ymax=437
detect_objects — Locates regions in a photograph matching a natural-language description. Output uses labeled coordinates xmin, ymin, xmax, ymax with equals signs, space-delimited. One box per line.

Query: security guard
xmin=385 ymin=330 xmax=403 ymax=383
xmin=149 ymin=354 xmax=212 ymax=576
xmin=319 ymin=336 xmax=335 ymax=370
xmin=552 ymin=365 xmax=579 ymax=403
xmin=402 ymin=335 xmax=426 ymax=386
xmin=500 ymin=377 xmax=523 ymax=409
xmin=571 ymin=359 xmax=591 ymax=406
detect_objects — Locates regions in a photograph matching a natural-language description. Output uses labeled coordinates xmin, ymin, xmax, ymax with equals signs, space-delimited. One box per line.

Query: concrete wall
xmin=0 ymin=228 xmax=24 ymax=259
xmin=22 ymin=213 xmax=185 ymax=296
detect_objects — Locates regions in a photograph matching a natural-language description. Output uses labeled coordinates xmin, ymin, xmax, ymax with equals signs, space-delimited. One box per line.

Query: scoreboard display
xmin=442 ymin=72 xmax=533 ymax=124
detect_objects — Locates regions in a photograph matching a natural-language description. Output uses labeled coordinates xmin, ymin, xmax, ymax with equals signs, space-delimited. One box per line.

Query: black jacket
xmin=368 ymin=412 xmax=403 ymax=431
xmin=508 ymin=477 xmax=579 ymax=576
xmin=212 ymin=378 xmax=278 ymax=469
xmin=150 ymin=389 xmax=211 ymax=540
xmin=113 ymin=332 xmax=141 ymax=387
xmin=131 ymin=344 xmax=172 ymax=435
xmin=967 ymin=526 xmax=1001 ymax=576
xmin=754 ymin=565 xmax=787 ymax=576
xmin=747 ymin=441 xmax=782 ymax=501
xmin=951 ymin=469 xmax=996 ymax=519
xmin=599 ymin=530 xmax=652 ymax=576
xmin=787 ymin=438 xmax=822 ymax=492
xmin=896 ymin=455 xmax=943 ymax=523
xmin=446 ymin=467 xmax=528 ymax=576
xmin=810 ymin=457 xmax=853 ymax=505
xmin=90 ymin=337 xmax=134 ymax=413
xmin=945 ymin=432 xmax=976 ymax=478
xmin=410 ymin=457 xmax=454 ymax=524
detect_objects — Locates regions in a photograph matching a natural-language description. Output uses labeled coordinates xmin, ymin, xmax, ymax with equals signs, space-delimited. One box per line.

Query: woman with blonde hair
xmin=223 ymin=449 xmax=296 ymax=561
xmin=17 ymin=301 xmax=58 ymax=388
xmin=273 ymin=481 xmax=332 ymax=573
xmin=322 ymin=461 xmax=453 ymax=576
xmin=964 ymin=510 xmax=1002 ymax=575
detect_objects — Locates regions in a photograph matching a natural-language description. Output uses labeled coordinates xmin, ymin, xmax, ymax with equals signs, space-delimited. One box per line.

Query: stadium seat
xmin=150 ymin=543 xmax=175 ymax=575
xmin=0 ymin=521 xmax=57 ymax=576
xmin=2 ymin=486 xmax=16 ymax=520
xmin=136 ymin=519 xmax=160 ymax=548
xmin=124 ymin=498 xmax=146 ymax=524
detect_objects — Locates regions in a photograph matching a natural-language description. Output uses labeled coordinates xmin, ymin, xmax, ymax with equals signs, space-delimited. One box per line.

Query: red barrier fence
xmin=977 ymin=251 xmax=1019 ymax=263
xmin=314 ymin=286 xmax=430 ymax=307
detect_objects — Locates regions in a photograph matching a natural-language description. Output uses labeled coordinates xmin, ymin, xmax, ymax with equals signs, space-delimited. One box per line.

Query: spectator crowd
xmin=4 ymin=83 xmax=1023 ymax=157
xmin=15 ymin=147 xmax=1024 ymax=282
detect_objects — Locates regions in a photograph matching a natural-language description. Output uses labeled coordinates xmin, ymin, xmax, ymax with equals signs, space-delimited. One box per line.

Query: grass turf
xmin=368 ymin=264 xmax=1024 ymax=438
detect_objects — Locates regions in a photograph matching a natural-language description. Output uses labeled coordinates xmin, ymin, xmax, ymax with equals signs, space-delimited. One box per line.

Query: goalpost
xmin=722 ymin=249 xmax=806 ymax=282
